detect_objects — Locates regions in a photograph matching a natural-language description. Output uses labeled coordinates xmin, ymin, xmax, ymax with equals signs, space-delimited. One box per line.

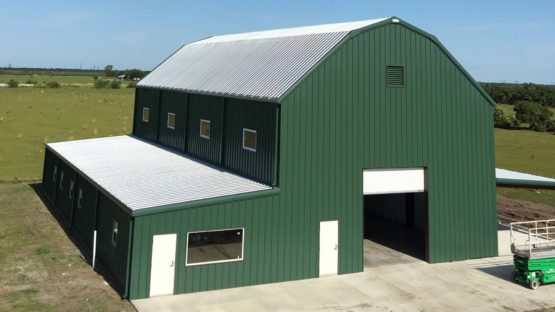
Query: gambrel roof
xmin=138 ymin=18 xmax=387 ymax=101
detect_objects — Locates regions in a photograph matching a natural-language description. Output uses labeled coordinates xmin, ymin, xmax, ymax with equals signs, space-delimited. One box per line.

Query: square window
xmin=186 ymin=228 xmax=244 ymax=266
xmin=167 ymin=113 xmax=176 ymax=129
xmin=111 ymin=220 xmax=118 ymax=247
xmin=200 ymin=119 xmax=211 ymax=139
xmin=142 ymin=107 xmax=150 ymax=122
xmin=242 ymin=129 xmax=257 ymax=152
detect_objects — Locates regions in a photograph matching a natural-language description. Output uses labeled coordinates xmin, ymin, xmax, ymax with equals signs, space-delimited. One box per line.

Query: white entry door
xmin=149 ymin=234 xmax=177 ymax=297
xmin=319 ymin=220 xmax=338 ymax=276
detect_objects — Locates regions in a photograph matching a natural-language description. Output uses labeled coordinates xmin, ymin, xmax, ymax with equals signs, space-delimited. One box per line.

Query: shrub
xmin=25 ymin=79 xmax=38 ymax=85
xmin=493 ymin=108 xmax=515 ymax=129
xmin=7 ymin=79 xmax=19 ymax=88
xmin=126 ymin=81 xmax=137 ymax=88
xmin=110 ymin=80 xmax=121 ymax=89
xmin=46 ymin=81 xmax=60 ymax=88
xmin=514 ymin=101 xmax=553 ymax=132
xmin=94 ymin=79 xmax=109 ymax=89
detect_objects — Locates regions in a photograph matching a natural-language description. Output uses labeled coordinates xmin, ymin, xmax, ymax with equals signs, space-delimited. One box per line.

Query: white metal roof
xmin=138 ymin=18 xmax=387 ymax=101
xmin=47 ymin=136 xmax=271 ymax=211
xmin=496 ymin=168 xmax=555 ymax=187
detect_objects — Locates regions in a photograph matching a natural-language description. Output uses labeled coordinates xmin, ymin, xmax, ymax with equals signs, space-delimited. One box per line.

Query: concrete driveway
xmin=133 ymin=240 xmax=555 ymax=312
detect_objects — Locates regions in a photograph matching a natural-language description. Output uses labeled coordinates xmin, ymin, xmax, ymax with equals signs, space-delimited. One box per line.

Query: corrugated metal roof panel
xmin=47 ymin=136 xmax=271 ymax=210
xmin=138 ymin=18 xmax=387 ymax=101
xmin=496 ymin=168 xmax=555 ymax=188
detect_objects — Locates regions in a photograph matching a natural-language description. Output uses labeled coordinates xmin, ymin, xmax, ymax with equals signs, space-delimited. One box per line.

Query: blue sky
xmin=1 ymin=0 xmax=554 ymax=84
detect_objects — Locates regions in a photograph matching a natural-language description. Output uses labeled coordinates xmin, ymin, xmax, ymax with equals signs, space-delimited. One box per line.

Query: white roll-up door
xmin=363 ymin=168 xmax=426 ymax=195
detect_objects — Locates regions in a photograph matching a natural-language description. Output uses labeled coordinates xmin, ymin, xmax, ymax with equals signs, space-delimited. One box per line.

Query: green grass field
xmin=0 ymin=73 xmax=98 ymax=85
xmin=0 ymin=183 xmax=133 ymax=311
xmin=0 ymin=88 xmax=134 ymax=181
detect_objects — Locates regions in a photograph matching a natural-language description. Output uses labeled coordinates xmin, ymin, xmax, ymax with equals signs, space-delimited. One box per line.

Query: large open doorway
xmin=362 ymin=168 xmax=428 ymax=264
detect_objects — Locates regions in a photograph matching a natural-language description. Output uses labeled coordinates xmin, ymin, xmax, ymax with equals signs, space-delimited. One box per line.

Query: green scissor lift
xmin=510 ymin=219 xmax=555 ymax=289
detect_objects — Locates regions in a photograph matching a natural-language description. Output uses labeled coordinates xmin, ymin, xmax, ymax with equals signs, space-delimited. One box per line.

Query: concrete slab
xmin=133 ymin=240 xmax=555 ymax=312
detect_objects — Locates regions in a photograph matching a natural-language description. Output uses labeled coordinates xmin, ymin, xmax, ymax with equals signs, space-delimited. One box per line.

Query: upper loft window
xmin=242 ymin=128 xmax=257 ymax=152
xmin=142 ymin=107 xmax=150 ymax=122
xmin=200 ymin=119 xmax=211 ymax=139
xmin=111 ymin=220 xmax=118 ymax=247
xmin=167 ymin=113 xmax=176 ymax=130
xmin=386 ymin=65 xmax=404 ymax=88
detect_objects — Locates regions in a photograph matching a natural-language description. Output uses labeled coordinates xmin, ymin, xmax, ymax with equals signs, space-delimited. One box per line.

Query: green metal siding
xmin=279 ymin=23 xmax=497 ymax=264
xmin=187 ymin=94 xmax=224 ymax=164
xmin=96 ymin=193 xmax=131 ymax=293
xmin=158 ymin=90 xmax=188 ymax=151
xmin=224 ymin=99 xmax=277 ymax=185
xmin=133 ymin=87 xmax=160 ymax=142
xmin=42 ymin=148 xmax=58 ymax=202
xmin=128 ymin=191 xmax=296 ymax=299
xmin=55 ymin=160 xmax=75 ymax=224
xmin=72 ymin=175 xmax=97 ymax=250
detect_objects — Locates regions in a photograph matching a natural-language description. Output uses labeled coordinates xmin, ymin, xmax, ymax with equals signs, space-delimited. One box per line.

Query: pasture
xmin=0 ymin=87 xmax=134 ymax=181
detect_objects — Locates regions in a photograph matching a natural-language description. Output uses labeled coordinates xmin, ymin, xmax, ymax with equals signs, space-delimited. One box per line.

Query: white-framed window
xmin=111 ymin=220 xmax=119 ymax=247
xmin=142 ymin=107 xmax=150 ymax=123
xmin=69 ymin=180 xmax=74 ymax=199
xmin=200 ymin=119 xmax=211 ymax=139
xmin=77 ymin=189 xmax=83 ymax=209
xmin=185 ymin=228 xmax=244 ymax=266
xmin=52 ymin=165 xmax=58 ymax=182
xmin=242 ymin=128 xmax=257 ymax=152
xmin=59 ymin=171 xmax=64 ymax=190
xmin=167 ymin=112 xmax=176 ymax=129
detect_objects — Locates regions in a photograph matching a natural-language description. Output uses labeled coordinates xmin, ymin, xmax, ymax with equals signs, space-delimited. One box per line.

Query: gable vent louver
xmin=386 ymin=66 xmax=404 ymax=88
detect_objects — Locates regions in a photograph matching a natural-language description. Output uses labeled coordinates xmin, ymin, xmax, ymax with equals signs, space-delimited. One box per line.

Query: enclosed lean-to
xmin=42 ymin=17 xmax=497 ymax=299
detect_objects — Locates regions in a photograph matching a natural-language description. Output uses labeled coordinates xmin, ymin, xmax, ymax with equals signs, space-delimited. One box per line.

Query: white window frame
xmin=242 ymin=128 xmax=257 ymax=152
xmin=77 ymin=189 xmax=83 ymax=209
xmin=167 ymin=112 xmax=176 ymax=130
xmin=142 ymin=107 xmax=150 ymax=123
xmin=199 ymin=119 xmax=211 ymax=139
xmin=111 ymin=220 xmax=119 ymax=247
xmin=185 ymin=227 xmax=245 ymax=267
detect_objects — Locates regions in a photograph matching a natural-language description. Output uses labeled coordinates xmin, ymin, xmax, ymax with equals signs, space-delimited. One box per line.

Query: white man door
xmin=319 ymin=220 xmax=338 ymax=276
xmin=149 ymin=234 xmax=177 ymax=297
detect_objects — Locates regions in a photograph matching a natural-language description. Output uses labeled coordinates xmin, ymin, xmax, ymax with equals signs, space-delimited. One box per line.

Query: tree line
xmin=482 ymin=83 xmax=555 ymax=133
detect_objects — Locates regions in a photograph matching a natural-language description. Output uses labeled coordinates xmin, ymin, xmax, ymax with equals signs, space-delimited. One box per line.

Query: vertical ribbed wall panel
xmin=158 ymin=90 xmax=188 ymax=152
xmin=133 ymin=88 xmax=160 ymax=142
xmin=54 ymin=160 xmax=75 ymax=224
xmin=42 ymin=148 xmax=58 ymax=202
xmin=96 ymin=193 xmax=131 ymax=294
xmin=187 ymin=94 xmax=224 ymax=164
xmin=224 ymin=98 xmax=276 ymax=184
xmin=72 ymin=175 xmax=97 ymax=250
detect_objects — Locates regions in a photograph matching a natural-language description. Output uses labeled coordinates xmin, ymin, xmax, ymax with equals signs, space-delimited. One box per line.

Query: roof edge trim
xmin=132 ymin=188 xmax=281 ymax=217
xmin=497 ymin=178 xmax=555 ymax=189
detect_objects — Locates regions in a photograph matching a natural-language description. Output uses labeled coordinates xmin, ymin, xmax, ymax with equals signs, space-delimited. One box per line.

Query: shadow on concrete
xmin=29 ymin=183 xmax=125 ymax=298
xmin=474 ymin=263 xmax=515 ymax=283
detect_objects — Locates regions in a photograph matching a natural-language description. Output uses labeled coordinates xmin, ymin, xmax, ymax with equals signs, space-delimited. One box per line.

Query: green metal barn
xmin=42 ymin=17 xmax=498 ymax=299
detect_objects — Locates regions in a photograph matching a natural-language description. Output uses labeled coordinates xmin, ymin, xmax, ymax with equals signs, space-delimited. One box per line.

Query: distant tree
xmin=7 ymin=79 xmax=18 ymax=88
xmin=46 ymin=81 xmax=60 ymax=88
xmin=93 ymin=75 xmax=98 ymax=80
xmin=513 ymin=101 xmax=553 ymax=132
xmin=104 ymin=65 xmax=113 ymax=77
xmin=125 ymin=69 xmax=145 ymax=80
xmin=110 ymin=80 xmax=121 ymax=89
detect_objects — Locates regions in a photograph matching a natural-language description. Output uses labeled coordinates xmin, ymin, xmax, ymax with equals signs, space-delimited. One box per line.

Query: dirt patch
xmin=497 ymin=194 xmax=555 ymax=224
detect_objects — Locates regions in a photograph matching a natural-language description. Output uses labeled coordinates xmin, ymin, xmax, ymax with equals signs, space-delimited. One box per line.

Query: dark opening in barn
xmin=363 ymin=192 xmax=428 ymax=261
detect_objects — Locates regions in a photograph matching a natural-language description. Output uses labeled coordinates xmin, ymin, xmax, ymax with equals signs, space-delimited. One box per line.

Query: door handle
xmin=170 ymin=261 xmax=174 ymax=267
xmin=334 ymin=244 xmax=338 ymax=250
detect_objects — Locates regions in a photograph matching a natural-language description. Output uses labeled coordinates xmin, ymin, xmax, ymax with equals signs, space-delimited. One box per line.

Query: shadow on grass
xmin=29 ymin=183 xmax=126 ymax=298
